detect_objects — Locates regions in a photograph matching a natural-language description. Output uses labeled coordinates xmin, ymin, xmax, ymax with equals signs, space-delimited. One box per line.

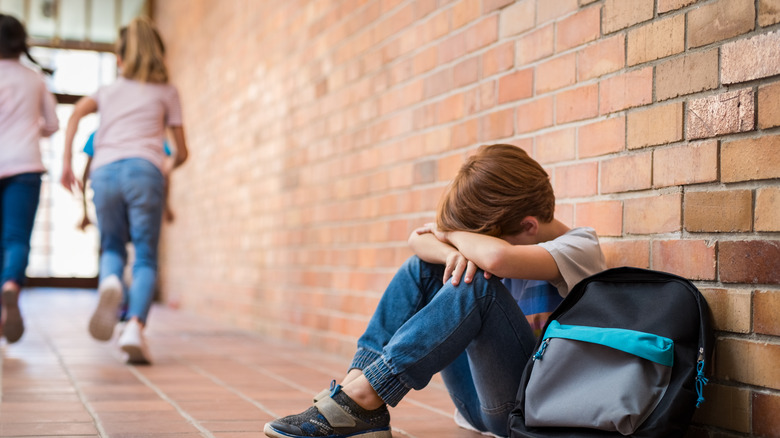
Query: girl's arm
xmin=444 ymin=231 xmax=560 ymax=282
xmin=61 ymin=97 xmax=97 ymax=192
xmin=39 ymin=87 xmax=59 ymax=137
xmin=167 ymin=126 xmax=188 ymax=170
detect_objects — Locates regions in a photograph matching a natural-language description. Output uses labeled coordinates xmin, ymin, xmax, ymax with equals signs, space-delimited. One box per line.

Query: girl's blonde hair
xmin=436 ymin=144 xmax=555 ymax=237
xmin=117 ymin=16 xmax=167 ymax=83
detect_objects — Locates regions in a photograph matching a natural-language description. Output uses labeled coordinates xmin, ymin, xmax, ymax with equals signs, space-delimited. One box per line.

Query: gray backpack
xmin=509 ymin=267 xmax=714 ymax=437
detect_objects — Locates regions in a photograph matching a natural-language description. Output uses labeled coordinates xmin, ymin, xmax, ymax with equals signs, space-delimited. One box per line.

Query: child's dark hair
xmin=0 ymin=14 xmax=53 ymax=75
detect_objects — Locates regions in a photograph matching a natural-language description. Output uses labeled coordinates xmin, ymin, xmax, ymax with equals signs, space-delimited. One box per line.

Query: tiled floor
xmin=0 ymin=288 xmax=485 ymax=438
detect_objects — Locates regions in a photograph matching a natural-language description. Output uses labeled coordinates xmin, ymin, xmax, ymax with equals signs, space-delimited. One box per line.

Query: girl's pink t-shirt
xmin=90 ymin=77 xmax=182 ymax=172
xmin=0 ymin=59 xmax=59 ymax=179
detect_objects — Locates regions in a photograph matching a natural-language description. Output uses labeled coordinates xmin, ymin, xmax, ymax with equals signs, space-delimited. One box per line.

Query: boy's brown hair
xmin=436 ymin=144 xmax=555 ymax=237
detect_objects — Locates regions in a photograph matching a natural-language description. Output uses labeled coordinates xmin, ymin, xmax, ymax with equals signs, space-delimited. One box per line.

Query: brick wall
xmin=152 ymin=1 xmax=779 ymax=435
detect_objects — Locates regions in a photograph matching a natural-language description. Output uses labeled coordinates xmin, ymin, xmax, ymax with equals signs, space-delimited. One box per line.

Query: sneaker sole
xmin=121 ymin=343 xmax=152 ymax=365
xmin=89 ymin=285 xmax=122 ymax=341
xmin=2 ymin=289 xmax=24 ymax=343
xmin=262 ymin=423 xmax=392 ymax=438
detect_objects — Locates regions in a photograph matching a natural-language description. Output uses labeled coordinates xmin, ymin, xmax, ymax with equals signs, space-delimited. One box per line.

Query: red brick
xmin=536 ymin=128 xmax=576 ymax=164
xmin=413 ymin=46 xmax=438 ymax=75
xmin=601 ymin=240 xmax=650 ymax=269
xmin=758 ymin=80 xmax=780 ymax=129
xmin=624 ymin=193 xmax=682 ymax=234
xmin=517 ymin=97 xmax=554 ymax=134
xmin=627 ymin=14 xmax=685 ymax=66
xmin=438 ymin=32 xmax=468 ymax=65
xmin=537 ymin=0 xmax=578 ymax=24
xmin=499 ymin=0 xmax=535 ymax=37
xmin=465 ymin=16 xmax=498 ymax=53
xmin=721 ymin=135 xmax=780 ymax=183
xmin=536 ymin=53 xmax=576 ymax=94
xmin=687 ymin=89 xmax=755 ymax=140
xmin=754 ymin=392 xmax=780 ymax=437
xmin=759 ymin=0 xmax=780 ymax=26
xmin=578 ymin=116 xmax=625 ymax=158
xmin=424 ymin=69 xmax=453 ymax=98
xmin=756 ymin=187 xmax=780 ymax=232
xmin=452 ymin=0 xmax=480 ymax=29
xmin=652 ymin=239 xmax=717 ymax=280
xmin=603 ymin=0 xmax=654 ymax=33
xmin=658 ymin=0 xmax=698 ymax=13
xmin=453 ymin=56 xmax=479 ymax=88
xmin=656 ymin=49 xmax=719 ymax=101
xmin=722 ymin=30 xmax=780 ymax=84
xmin=555 ymin=202 xmax=574 ymax=228
xmin=556 ymin=6 xmax=601 ymax=52
xmin=556 ymin=84 xmax=598 ymax=124
xmin=516 ymin=25 xmax=554 ymax=66
xmin=437 ymin=93 xmax=465 ymax=123
xmin=601 ymin=152 xmax=652 ymax=193
xmin=575 ymin=201 xmax=623 ymax=236
xmin=653 ymin=140 xmax=718 ymax=188
xmin=627 ymin=102 xmax=683 ymax=149
xmin=483 ymin=0 xmax=515 ymax=13
xmin=719 ymin=240 xmax=780 ymax=284
xmin=688 ymin=0 xmax=755 ymax=48
xmin=700 ymin=288 xmax=752 ymax=334
xmin=479 ymin=109 xmax=515 ymax=141
xmin=755 ymin=290 xmax=780 ymax=336
xmin=451 ymin=119 xmax=479 ymax=149
xmin=684 ymin=190 xmax=753 ymax=232
xmin=554 ymin=162 xmax=599 ymax=198
xmin=577 ymin=34 xmax=625 ymax=81
xmin=599 ymin=67 xmax=653 ymax=115
xmin=482 ymin=41 xmax=515 ymax=78
xmin=716 ymin=338 xmax=780 ymax=389
xmin=498 ymin=69 xmax=534 ymax=104
xmin=479 ymin=80 xmax=497 ymax=111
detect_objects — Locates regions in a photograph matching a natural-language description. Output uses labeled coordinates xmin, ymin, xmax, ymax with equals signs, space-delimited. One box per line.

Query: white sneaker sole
xmin=121 ymin=342 xmax=152 ymax=364
xmin=89 ymin=284 xmax=122 ymax=341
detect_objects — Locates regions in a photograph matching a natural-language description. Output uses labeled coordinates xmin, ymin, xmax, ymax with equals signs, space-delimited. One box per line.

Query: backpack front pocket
xmin=524 ymin=321 xmax=673 ymax=435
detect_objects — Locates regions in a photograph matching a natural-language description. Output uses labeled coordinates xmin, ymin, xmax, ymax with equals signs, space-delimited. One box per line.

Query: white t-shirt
xmin=0 ymin=59 xmax=59 ymax=179
xmin=90 ymin=77 xmax=182 ymax=172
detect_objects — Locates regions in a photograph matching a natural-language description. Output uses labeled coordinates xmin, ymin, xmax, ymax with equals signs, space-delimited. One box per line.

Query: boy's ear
xmin=520 ymin=216 xmax=539 ymax=235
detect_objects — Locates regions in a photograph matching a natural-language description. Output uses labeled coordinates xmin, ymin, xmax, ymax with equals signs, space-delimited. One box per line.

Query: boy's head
xmin=436 ymin=144 xmax=555 ymax=237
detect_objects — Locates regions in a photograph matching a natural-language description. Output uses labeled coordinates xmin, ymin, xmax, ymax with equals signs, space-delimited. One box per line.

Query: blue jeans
xmin=350 ymin=256 xmax=536 ymax=436
xmin=91 ymin=159 xmax=164 ymax=324
xmin=0 ymin=172 xmax=42 ymax=289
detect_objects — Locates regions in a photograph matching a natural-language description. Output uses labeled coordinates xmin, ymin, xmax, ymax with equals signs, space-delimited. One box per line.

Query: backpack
xmin=508 ymin=267 xmax=714 ymax=438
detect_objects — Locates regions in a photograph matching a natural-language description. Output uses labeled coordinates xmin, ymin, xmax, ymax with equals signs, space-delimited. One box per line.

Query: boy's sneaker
xmin=89 ymin=276 xmax=122 ymax=341
xmin=118 ymin=319 xmax=152 ymax=364
xmin=264 ymin=383 xmax=391 ymax=438
xmin=1 ymin=287 xmax=24 ymax=343
xmin=454 ymin=409 xmax=504 ymax=438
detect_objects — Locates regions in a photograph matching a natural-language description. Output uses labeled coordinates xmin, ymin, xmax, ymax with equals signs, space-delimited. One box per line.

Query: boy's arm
xmin=443 ymin=231 xmax=561 ymax=282
xmin=408 ymin=227 xmax=489 ymax=285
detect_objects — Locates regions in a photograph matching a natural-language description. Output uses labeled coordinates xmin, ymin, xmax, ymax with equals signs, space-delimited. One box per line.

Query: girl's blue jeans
xmin=91 ymin=158 xmax=164 ymax=324
xmin=350 ymin=255 xmax=536 ymax=436
xmin=0 ymin=172 xmax=42 ymax=290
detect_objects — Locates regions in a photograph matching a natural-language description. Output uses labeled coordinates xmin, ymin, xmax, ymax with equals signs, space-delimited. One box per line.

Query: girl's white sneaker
xmin=118 ymin=319 xmax=152 ymax=364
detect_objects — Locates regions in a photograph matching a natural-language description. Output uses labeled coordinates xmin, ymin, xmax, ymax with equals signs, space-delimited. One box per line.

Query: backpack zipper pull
xmin=695 ymin=347 xmax=708 ymax=407
xmin=533 ymin=338 xmax=550 ymax=361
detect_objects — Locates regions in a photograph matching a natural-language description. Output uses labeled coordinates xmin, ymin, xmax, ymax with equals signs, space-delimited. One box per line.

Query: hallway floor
xmin=0 ymin=288 xmax=482 ymax=438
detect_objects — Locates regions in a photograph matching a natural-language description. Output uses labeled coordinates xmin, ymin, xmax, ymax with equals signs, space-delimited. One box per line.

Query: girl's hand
xmin=417 ymin=222 xmax=450 ymax=244
xmin=60 ymin=167 xmax=82 ymax=193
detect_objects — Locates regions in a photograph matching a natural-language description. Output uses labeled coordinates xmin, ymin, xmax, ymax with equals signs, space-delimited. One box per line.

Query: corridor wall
xmin=153 ymin=1 xmax=780 ymax=435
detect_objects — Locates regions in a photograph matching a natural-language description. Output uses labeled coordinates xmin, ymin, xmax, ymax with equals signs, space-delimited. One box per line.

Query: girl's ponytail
xmin=0 ymin=14 xmax=53 ymax=75
xmin=118 ymin=16 xmax=168 ymax=83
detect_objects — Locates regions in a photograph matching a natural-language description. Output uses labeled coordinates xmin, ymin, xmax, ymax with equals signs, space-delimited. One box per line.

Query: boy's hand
xmin=416 ymin=222 xmax=450 ymax=244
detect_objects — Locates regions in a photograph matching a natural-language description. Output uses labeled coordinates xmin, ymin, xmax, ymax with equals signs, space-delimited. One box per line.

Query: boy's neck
xmin=535 ymin=219 xmax=571 ymax=244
